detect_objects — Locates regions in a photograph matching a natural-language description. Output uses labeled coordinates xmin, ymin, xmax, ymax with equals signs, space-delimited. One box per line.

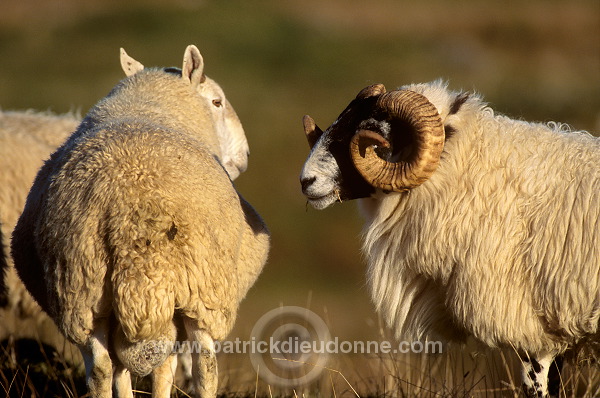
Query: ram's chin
xmin=306 ymin=192 xmax=339 ymax=210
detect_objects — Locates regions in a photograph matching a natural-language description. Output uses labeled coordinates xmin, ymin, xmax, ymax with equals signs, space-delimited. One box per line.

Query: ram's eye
xmin=212 ymin=99 xmax=223 ymax=107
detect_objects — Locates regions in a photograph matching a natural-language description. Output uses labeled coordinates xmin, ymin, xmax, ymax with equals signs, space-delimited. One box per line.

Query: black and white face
xmin=300 ymin=130 xmax=347 ymax=210
xmin=300 ymin=98 xmax=388 ymax=210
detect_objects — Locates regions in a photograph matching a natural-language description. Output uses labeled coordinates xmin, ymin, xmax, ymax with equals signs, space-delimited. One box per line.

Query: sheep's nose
xmin=300 ymin=176 xmax=316 ymax=193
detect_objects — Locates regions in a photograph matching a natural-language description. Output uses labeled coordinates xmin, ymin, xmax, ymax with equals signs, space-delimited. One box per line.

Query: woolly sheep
xmin=299 ymin=80 xmax=599 ymax=398
xmin=1 ymin=52 xmax=250 ymax=380
xmin=1 ymin=57 xmax=249 ymax=314
xmin=0 ymin=110 xmax=79 ymax=320
xmin=11 ymin=45 xmax=270 ymax=398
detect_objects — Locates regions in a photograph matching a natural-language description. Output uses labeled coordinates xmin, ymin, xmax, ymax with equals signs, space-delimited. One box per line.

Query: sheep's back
xmin=23 ymin=121 xmax=247 ymax=344
xmin=513 ymin=127 xmax=600 ymax=342
xmin=477 ymin=118 xmax=600 ymax=342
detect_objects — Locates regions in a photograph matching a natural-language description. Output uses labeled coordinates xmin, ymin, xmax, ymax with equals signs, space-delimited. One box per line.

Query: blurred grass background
xmin=1 ymin=0 xmax=599 ymax=396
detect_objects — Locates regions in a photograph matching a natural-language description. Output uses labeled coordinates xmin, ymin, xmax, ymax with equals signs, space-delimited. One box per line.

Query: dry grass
xmin=1 ymin=334 xmax=598 ymax=397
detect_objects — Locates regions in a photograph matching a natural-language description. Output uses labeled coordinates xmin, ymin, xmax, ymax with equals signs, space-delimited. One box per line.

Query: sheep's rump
xmin=13 ymin=121 xmax=246 ymax=345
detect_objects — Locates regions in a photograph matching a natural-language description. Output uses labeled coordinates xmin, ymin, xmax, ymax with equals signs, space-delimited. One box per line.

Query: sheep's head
xmin=300 ymin=84 xmax=445 ymax=209
xmin=197 ymin=77 xmax=249 ymax=180
xmin=120 ymin=46 xmax=249 ymax=181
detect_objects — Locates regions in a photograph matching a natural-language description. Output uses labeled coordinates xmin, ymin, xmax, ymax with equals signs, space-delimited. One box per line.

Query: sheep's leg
xmin=152 ymin=353 xmax=177 ymax=398
xmin=520 ymin=352 xmax=555 ymax=398
xmin=79 ymin=319 xmax=113 ymax=398
xmin=178 ymin=351 xmax=194 ymax=392
xmin=113 ymin=366 xmax=133 ymax=398
xmin=183 ymin=318 xmax=218 ymax=398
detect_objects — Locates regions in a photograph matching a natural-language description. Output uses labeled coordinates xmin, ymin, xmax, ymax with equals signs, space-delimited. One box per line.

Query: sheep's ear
xmin=120 ymin=48 xmax=144 ymax=77
xmin=182 ymin=45 xmax=205 ymax=87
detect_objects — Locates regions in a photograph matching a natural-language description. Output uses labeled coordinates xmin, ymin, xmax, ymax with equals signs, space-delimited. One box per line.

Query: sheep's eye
xmin=212 ymin=99 xmax=223 ymax=107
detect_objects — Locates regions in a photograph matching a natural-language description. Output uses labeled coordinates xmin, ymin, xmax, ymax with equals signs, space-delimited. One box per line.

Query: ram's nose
xmin=300 ymin=176 xmax=316 ymax=195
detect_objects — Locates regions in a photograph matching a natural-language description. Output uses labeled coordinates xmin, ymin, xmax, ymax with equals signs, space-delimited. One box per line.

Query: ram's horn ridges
xmin=350 ymin=90 xmax=444 ymax=191
xmin=356 ymin=83 xmax=387 ymax=99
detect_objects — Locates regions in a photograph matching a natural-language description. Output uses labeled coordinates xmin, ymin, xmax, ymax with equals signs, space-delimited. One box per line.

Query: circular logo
xmin=249 ymin=306 xmax=330 ymax=387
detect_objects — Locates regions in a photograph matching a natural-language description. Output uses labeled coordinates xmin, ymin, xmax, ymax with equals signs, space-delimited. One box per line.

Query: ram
xmin=299 ymin=80 xmax=599 ymax=398
xmin=11 ymin=45 xmax=269 ymax=398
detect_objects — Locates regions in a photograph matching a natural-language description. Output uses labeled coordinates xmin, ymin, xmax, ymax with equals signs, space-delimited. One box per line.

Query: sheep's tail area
xmin=112 ymin=258 xmax=176 ymax=341
xmin=109 ymin=211 xmax=179 ymax=344
xmin=110 ymin=232 xmax=179 ymax=376
xmin=103 ymin=193 xmax=184 ymax=375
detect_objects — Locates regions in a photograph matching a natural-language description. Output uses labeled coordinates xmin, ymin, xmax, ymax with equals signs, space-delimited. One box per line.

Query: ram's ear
xmin=303 ymin=115 xmax=323 ymax=149
xmin=182 ymin=45 xmax=205 ymax=87
xmin=120 ymin=48 xmax=144 ymax=77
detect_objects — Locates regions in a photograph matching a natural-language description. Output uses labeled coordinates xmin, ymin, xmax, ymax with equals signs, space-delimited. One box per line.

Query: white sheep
xmin=0 ymin=110 xmax=79 ymax=321
xmin=11 ymin=45 xmax=270 ymax=398
xmin=299 ymin=80 xmax=599 ymax=398
xmin=1 ymin=45 xmax=252 ymax=371
xmin=1 ymin=51 xmax=251 ymax=383
xmin=0 ymin=49 xmax=249 ymax=328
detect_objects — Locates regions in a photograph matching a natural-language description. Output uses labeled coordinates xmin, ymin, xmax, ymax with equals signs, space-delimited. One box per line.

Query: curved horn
xmin=350 ymin=90 xmax=444 ymax=191
xmin=303 ymin=115 xmax=323 ymax=149
xmin=356 ymin=83 xmax=386 ymax=99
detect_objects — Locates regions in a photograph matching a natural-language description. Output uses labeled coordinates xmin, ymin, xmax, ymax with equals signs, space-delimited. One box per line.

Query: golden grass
xmin=2 ymin=333 xmax=597 ymax=397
